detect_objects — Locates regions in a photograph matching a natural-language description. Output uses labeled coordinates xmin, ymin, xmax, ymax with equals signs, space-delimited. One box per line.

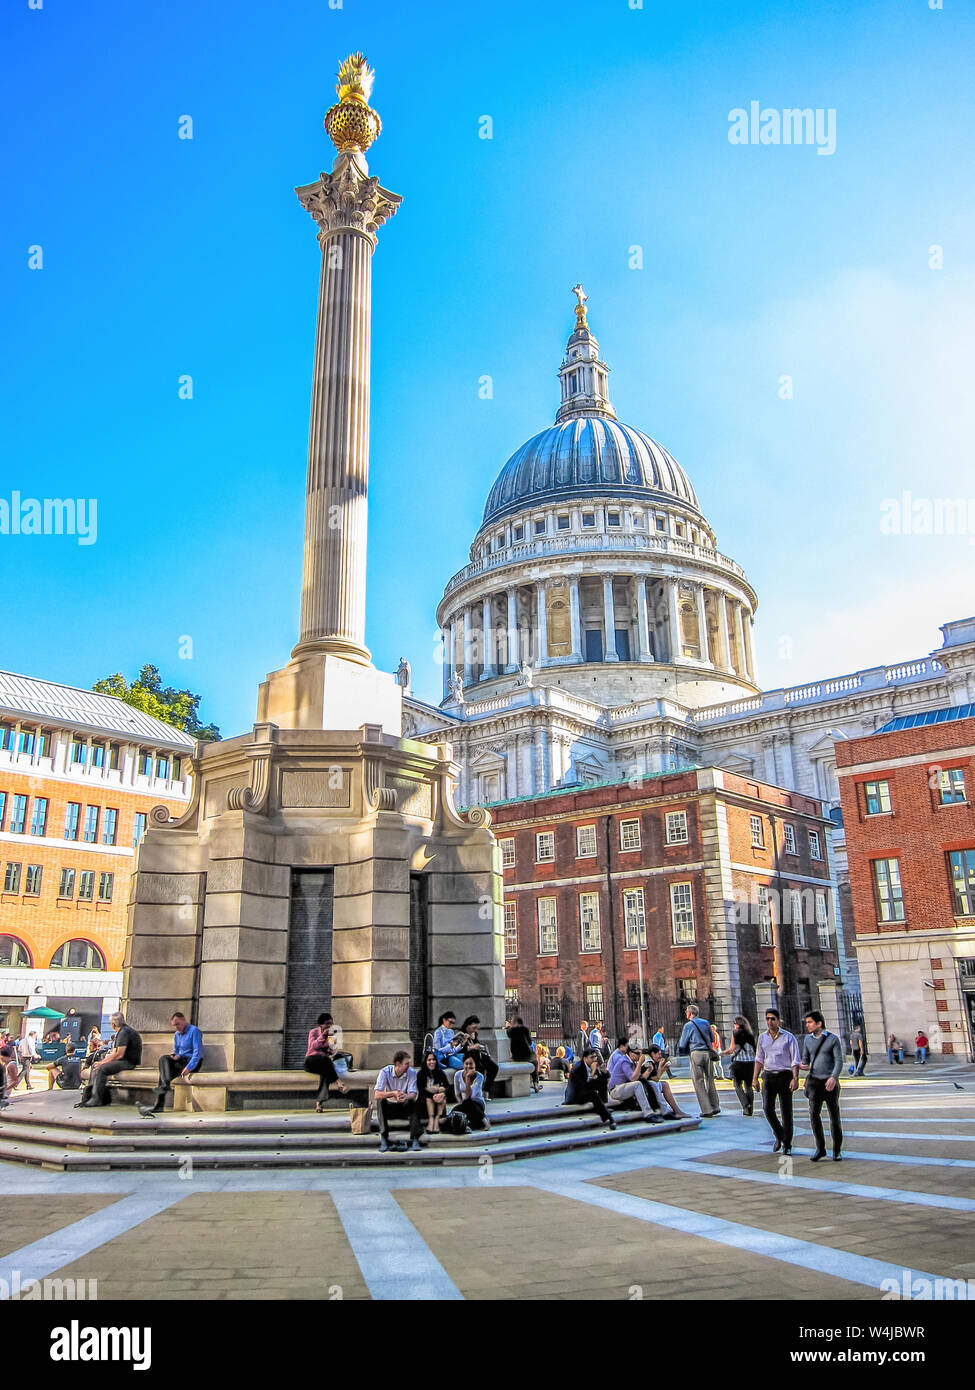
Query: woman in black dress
xmin=505 ymin=1015 xmax=539 ymax=1092
xmin=418 ymin=1050 xmax=450 ymax=1134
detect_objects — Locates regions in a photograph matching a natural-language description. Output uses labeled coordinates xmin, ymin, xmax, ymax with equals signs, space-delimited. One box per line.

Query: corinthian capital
xmin=296 ymin=149 xmax=402 ymax=248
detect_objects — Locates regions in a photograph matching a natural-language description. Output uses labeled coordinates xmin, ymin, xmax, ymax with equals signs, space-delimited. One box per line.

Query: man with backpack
xmin=677 ymin=1004 xmax=721 ymax=1118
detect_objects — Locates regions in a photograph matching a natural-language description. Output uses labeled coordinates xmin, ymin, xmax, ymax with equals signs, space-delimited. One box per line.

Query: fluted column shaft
xmin=716 ymin=594 xmax=731 ymax=672
xmin=569 ymin=578 xmax=582 ymax=660
xmin=696 ymin=584 xmax=710 ymax=663
xmin=463 ymin=607 xmax=474 ymax=683
xmin=536 ymin=583 xmax=548 ymax=665
xmin=635 ymin=577 xmax=652 ymax=661
xmin=734 ymin=602 xmax=747 ymax=677
xmin=667 ymin=579 xmax=682 ymax=662
xmin=481 ymin=596 xmax=496 ymax=678
xmin=743 ymin=606 xmax=756 ymax=681
xmin=505 ymin=590 xmax=519 ymax=672
xmin=603 ymin=575 xmax=619 ymax=661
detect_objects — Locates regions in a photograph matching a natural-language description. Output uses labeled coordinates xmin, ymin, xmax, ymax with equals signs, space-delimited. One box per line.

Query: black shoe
xmin=606 ymin=1119 xmax=617 ymax=1130
xmin=772 ymin=1138 xmax=782 ymax=1153
xmin=782 ymin=1145 xmax=792 ymax=1155
xmin=833 ymin=1152 xmax=843 ymax=1162
xmin=73 ymin=1101 xmax=89 ymax=1109
xmin=809 ymin=1150 xmax=827 ymax=1162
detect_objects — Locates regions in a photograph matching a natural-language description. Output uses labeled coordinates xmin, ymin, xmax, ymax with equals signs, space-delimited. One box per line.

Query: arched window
xmin=0 ymin=935 xmax=32 ymax=968
xmin=50 ymin=939 xmax=106 ymax=970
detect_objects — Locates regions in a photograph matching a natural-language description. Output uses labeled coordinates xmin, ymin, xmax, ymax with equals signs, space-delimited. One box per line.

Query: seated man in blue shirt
xmin=138 ymin=1011 xmax=204 ymax=1115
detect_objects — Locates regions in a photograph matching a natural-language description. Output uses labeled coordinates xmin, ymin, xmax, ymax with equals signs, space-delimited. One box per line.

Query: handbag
xmin=693 ymin=1019 xmax=720 ymax=1063
xmin=446 ymin=1108 xmax=472 ymax=1136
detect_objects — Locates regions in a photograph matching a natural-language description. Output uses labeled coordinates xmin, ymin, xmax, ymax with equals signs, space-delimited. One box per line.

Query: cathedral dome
xmin=482 ymin=416 xmax=700 ymax=527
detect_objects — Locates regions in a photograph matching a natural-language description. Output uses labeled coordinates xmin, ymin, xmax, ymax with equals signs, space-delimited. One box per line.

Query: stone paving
xmin=1 ymin=1070 xmax=973 ymax=1301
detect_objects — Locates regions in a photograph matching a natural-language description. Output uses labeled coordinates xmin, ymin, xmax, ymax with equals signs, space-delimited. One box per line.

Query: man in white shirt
xmin=17 ymin=1032 xmax=39 ymax=1090
xmin=374 ymin=1050 xmax=422 ymax=1152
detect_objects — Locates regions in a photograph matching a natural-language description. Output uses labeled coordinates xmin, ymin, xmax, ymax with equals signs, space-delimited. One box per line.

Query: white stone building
xmin=403 ymin=298 xmax=975 ymax=986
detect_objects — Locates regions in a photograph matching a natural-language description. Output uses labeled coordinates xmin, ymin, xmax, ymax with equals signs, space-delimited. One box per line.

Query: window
xmin=70 ymin=739 xmax=87 ymax=766
xmin=91 ymin=743 xmax=105 ymax=769
xmin=607 ymin=511 xmax=621 ymax=527
xmin=78 ymin=870 xmax=95 ymax=901
xmin=0 ymin=791 xmax=5 ymax=829
xmin=585 ymin=984 xmax=604 ymax=1023
xmin=620 ymin=818 xmax=641 ymax=851
xmin=59 ymin=868 xmax=75 ymax=899
xmin=30 ymin=797 xmax=48 ymax=836
xmin=133 ymin=811 xmax=147 ymax=846
xmin=582 ymin=512 xmax=596 ymax=528
xmin=82 ymin=805 xmax=99 ymax=843
xmin=749 ymin=814 xmax=764 ymax=848
xmin=51 ymin=939 xmax=106 ymax=970
xmin=0 ymin=723 xmax=13 ymax=750
xmin=675 ymin=522 xmax=684 ymax=537
xmin=576 ymin=824 xmax=597 ymax=858
xmin=536 ymin=831 xmax=555 ymax=862
xmin=3 ymin=862 xmax=22 ymax=893
xmin=809 ymin=829 xmax=822 ymax=860
xmin=790 ymin=890 xmax=805 ymax=947
xmin=938 ymin=767 xmax=967 ymax=805
xmin=534 ymin=518 xmax=546 ymax=535
xmin=541 ymin=984 xmax=561 ymax=1025
xmin=102 ymin=808 xmax=118 ymax=846
xmin=580 ymin=892 xmax=601 ymax=952
xmin=948 ymin=849 xmax=975 ymax=917
xmin=495 ymin=533 xmax=504 ymax=550
xmin=872 ymin=857 xmax=904 ymax=922
xmin=758 ymin=884 xmax=773 ymax=946
xmin=623 ymin=886 xmax=647 ymax=947
xmin=537 ymin=897 xmax=558 ymax=954
xmin=864 ymin=779 xmax=892 ymax=815
xmin=665 ymin=810 xmax=688 ymax=845
xmin=655 ymin=516 xmax=666 ymax=531
xmin=504 ymin=986 xmax=519 ymax=1007
xmin=632 ymin=513 xmax=644 ymax=528
xmin=513 ymin=525 xmax=524 ymax=542
xmin=677 ymin=976 xmax=698 ymax=1001
xmin=557 ymin=514 xmax=570 ymax=531
xmin=499 ymin=837 xmax=515 ymax=868
xmin=64 ymin=802 xmax=81 ymax=841
xmin=38 ymin=730 xmax=51 ymax=757
xmin=670 ymin=882 xmax=695 ymax=944
xmin=157 ymin=756 xmax=170 ymax=780
xmin=503 ymin=902 xmax=518 ymax=956
xmin=816 ymin=891 xmax=831 ymax=948
xmin=139 ymin=752 xmax=153 ymax=777
xmin=783 ymin=823 xmax=797 ymax=854
xmin=24 ymin=864 xmax=42 ymax=896
xmin=98 ymin=872 xmax=114 ymax=903
xmin=17 ymin=729 xmax=35 ymax=756
xmin=9 ymin=794 xmax=27 ymax=834
xmin=0 ymin=934 xmax=31 ymax=967
xmin=172 ymin=758 xmax=182 ymax=781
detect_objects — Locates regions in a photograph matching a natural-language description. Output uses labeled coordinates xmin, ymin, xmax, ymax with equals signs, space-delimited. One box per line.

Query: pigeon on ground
xmin=953 ymin=1082 xmax=966 ymax=1090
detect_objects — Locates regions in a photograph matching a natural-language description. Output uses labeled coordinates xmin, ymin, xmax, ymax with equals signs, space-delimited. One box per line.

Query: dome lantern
xmin=555 ymin=285 xmax=617 ymax=424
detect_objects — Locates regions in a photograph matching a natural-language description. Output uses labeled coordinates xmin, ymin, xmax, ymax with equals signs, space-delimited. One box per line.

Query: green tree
xmin=93 ymin=665 xmax=220 ymax=742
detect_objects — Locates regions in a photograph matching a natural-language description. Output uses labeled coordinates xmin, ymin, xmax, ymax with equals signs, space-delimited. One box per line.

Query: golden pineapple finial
xmin=325 ymin=52 xmax=382 ymax=153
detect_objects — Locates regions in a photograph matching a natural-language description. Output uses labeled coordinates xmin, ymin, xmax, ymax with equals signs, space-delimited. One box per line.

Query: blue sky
xmin=2 ymin=0 xmax=973 ymax=734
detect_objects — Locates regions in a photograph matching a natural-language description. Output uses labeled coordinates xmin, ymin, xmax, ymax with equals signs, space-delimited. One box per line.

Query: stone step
xmin=0 ymin=1114 xmax=697 ymax=1171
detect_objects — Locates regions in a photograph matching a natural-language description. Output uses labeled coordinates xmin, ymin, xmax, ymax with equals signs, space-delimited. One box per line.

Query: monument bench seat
xmin=110 ymin=1060 xmax=534 ymax=1112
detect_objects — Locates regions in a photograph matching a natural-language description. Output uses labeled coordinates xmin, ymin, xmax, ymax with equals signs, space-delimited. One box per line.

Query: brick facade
xmin=836 ymin=712 xmax=975 ymax=1059
xmin=489 ymin=766 xmax=838 ymax=1039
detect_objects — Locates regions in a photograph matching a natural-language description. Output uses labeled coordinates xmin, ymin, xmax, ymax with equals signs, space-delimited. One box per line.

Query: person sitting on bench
xmin=76 ymin=1012 xmax=142 ymax=1108
xmin=374 ymin=1050 xmax=422 ymax=1153
xmin=138 ymin=1011 xmax=204 ymax=1116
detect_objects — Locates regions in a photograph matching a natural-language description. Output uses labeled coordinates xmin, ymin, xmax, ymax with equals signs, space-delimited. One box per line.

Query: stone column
xmin=463 ymin=606 xmax=474 ymax=684
xmin=716 ymin=593 xmax=731 ymax=672
xmin=742 ymin=606 xmax=756 ymax=681
xmin=292 ymin=151 xmax=402 ymax=666
xmin=635 ymin=577 xmax=652 ymax=661
xmin=734 ymin=602 xmax=747 ymax=677
xmin=667 ymin=578 xmax=682 ymax=662
xmin=481 ymin=596 xmax=496 ymax=679
xmin=505 ymin=589 xmax=519 ymax=672
xmin=753 ymin=980 xmax=778 ymax=1021
xmin=696 ymin=584 xmax=710 ymax=663
xmin=536 ymin=582 xmax=548 ymax=665
xmin=441 ymin=629 xmax=449 ymax=700
xmin=569 ymin=577 xmax=583 ymax=660
xmin=448 ymin=618 xmax=457 ymax=684
xmin=602 ymin=575 xmax=619 ymax=661
xmin=816 ymin=980 xmax=844 ymax=1040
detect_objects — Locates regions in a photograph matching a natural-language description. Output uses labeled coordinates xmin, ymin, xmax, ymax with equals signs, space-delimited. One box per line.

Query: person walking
xmin=724 ymin=1015 xmax=757 ymax=1116
xmin=799 ymin=1010 xmax=844 ymax=1162
xmin=563 ymin=1048 xmax=617 ymax=1129
xmin=608 ymin=1043 xmax=663 ymax=1122
xmin=452 ymin=1055 xmax=489 ymax=1131
xmin=678 ymin=1004 xmax=721 ymax=1117
xmin=753 ymin=1008 xmax=800 ymax=1154
xmin=17 ymin=1031 xmax=39 ymax=1091
xmin=914 ymin=1030 xmax=929 ymax=1065
xmin=300 ymin=1012 xmax=349 ymax=1114
xmin=138 ymin=1011 xmax=206 ymax=1116
xmin=76 ymin=1013 xmax=142 ymax=1108
xmin=374 ymin=1050 xmax=422 ymax=1152
xmin=850 ymin=1024 xmax=867 ymax=1077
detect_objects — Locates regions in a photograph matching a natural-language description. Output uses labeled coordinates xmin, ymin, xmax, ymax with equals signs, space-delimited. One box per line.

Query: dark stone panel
xmin=284 ymin=869 xmax=334 ymax=1068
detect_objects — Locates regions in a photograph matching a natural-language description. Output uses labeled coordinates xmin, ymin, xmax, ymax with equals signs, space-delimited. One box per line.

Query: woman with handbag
xmin=304 ymin=1012 xmax=349 ymax=1113
xmin=418 ymin=1050 xmax=450 ymax=1134
xmin=723 ymin=1015 xmax=757 ymax=1116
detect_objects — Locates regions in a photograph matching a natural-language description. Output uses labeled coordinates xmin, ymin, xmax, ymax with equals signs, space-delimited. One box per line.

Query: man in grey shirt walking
xmin=800 ymin=1010 xmax=844 ymax=1162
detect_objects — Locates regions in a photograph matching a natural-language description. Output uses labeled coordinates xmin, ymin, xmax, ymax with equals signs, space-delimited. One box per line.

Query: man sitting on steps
xmin=138 ymin=1011 xmax=204 ymax=1116
xmin=374 ymin=1050 xmax=422 ymax=1153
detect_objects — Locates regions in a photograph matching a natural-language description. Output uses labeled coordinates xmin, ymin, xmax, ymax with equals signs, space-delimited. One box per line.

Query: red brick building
xmin=0 ymin=671 xmax=193 ymax=1040
xmin=489 ymin=766 xmax=840 ymax=1044
xmin=836 ymin=705 xmax=975 ymax=1059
